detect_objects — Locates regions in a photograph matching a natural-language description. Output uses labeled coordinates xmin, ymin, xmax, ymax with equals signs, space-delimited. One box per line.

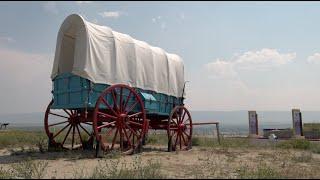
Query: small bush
xmin=0 ymin=130 xmax=47 ymax=149
xmin=308 ymin=142 xmax=320 ymax=154
xmin=146 ymin=133 xmax=168 ymax=146
xmin=277 ymin=139 xmax=311 ymax=150
xmin=10 ymin=159 xmax=48 ymax=179
xmin=0 ymin=167 xmax=13 ymax=179
xmin=238 ymin=163 xmax=281 ymax=179
xmin=191 ymin=137 xmax=201 ymax=146
xmin=90 ymin=156 xmax=165 ymax=179
xmin=292 ymin=152 xmax=313 ymax=163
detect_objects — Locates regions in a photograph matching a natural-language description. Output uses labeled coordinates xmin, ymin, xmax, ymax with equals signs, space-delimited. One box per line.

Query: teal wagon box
xmin=52 ymin=73 xmax=183 ymax=116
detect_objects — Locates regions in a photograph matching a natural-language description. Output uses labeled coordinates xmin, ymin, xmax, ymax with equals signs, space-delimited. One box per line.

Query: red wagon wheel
xmin=44 ymin=100 xmax=93 ymax=150
xmin=168 ymin=106 xmax=193 ymax=151
xmin=93 ymin=84 xmax=147 ymax=156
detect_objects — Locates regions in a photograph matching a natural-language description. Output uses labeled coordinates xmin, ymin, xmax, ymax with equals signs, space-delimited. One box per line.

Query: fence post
xmin=216 ymin=123 xmax=221 ymax=145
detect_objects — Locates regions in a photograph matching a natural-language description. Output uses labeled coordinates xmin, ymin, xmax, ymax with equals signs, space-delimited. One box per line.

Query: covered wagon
xmin=45 ymin=14 xmax=193 ymax=156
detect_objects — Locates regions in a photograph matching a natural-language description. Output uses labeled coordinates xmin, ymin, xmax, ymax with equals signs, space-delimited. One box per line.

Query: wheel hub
xmin=69 ymin=115 xmax=80 ymax=125
xmin=178 ymin=123 xmax=186 ymax=131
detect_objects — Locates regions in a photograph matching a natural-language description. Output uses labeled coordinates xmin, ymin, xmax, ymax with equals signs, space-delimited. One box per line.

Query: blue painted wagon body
xmin=51 ymin=73 xmax=183 ymax=116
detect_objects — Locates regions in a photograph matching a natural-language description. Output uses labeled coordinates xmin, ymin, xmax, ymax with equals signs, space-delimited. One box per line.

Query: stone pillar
xmin=292 ymin=109 xmax=304 ymax=138
xmin=248 ymin=111 xmax=259 ymax=137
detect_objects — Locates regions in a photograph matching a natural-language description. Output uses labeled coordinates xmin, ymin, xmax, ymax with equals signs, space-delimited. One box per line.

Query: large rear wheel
xmin=92 ymin=84 xmax=148 ymax=157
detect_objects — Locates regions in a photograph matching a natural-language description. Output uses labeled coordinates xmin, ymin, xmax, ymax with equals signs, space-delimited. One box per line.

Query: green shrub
xmin=238 ymin=163 xmax=281 ymax=179
xmin=191 ymin=137 xmax=201 ymax=146
xmin=90 ymin=157 xmax=165 ymax=179
xmin=292 ymin=152 xmax=313 ymax=163
xmin=0 ymin=130 xmax=47 ymax=149
xmin=310 ymin=143 xmax=320 ymax=154
xmin=277 ymin=139 xmax=311 ymax=150
xmin=0 ymin=167 xmax=13 ymax=179
xmin=10 ymin=159 xmax=48 ymax=179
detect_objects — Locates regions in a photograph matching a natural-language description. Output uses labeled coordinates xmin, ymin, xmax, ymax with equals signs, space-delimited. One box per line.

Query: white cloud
xmin=43 ymin=2 xmax=58 ymax=14
xmin=235 ymin=48 xmax=296 ymax=71
xmin=205 ymin=48 xmax=296 ymax=79
xmin=205 ymin=59 xmax=237 ymax=79
xmin=99 ymin=11 xmax=122 ymax=18
xmin=75 ymin=1 xmax=92 ymax=4
xmin=307 ymin=53 xmax=320 ymax=64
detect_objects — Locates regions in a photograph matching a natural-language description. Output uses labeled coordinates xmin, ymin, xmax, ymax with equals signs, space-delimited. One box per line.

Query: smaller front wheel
xmin=167 ymin=106 xmax=193 ymax=152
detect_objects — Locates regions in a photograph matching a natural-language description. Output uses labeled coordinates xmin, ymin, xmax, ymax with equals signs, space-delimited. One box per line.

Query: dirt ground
xmin=1 ymin=143 xmax=320 ymax=179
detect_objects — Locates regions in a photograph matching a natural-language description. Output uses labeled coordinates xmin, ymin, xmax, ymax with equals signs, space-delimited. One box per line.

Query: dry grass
xmin=1 ymin=129 xmax=320 ymax=178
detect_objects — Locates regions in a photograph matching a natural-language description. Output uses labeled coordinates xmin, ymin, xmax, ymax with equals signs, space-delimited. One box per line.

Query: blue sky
xmin=1 ymin=1 xmax=320 ymax=114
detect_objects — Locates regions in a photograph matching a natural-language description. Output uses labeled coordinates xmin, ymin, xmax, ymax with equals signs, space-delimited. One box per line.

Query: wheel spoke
xmin=126 ymin=101 xmax=138 ymax=113
xmin=123 ymin=128 xmax=132 ymax=147
xmin=83 ymin=122 xmax=93 ymax=126
xmin=182 ymin=117 xmax=190 ymax=125
xmin=62 ymin=125 xmax=73 ymax=146
xmin=49 ymin=112 xmax=69 ymax=119
xmin=111 ymin=129 xmax=119 ymax=150
xmin=49 ymin=120 xmax=69 ymax=127
xmin=71 ymin=125 xmax=75 ymax=149
xmin=101 ymin=98 xmax=118 ymax=116
xmin=183 ymin=131 xmax=190 ymax=137
xmin=181 ymin=132 xmax=187 ymax=146
xmin=119 ymin=87 xmax=123 ymax=112
xmin=111 ymin=90 xmax=119 ymax=113
xmin=174 ymin=132 xmax=179 ymax=148
xmin=174 ymin=111 xmax=181 ymax=124
xmin=184 ymin=122 xmax=191 ymax=126
xmin=53 ymin=123 xmax=70 ymax=139
xmin=76 ymin=125 xmax=84 ymax=147
xmin=123 ymin=91 xmax=132 ymax=111
xmin=128 ymin=131 xmax=133 ymax=139
xmin=128 ymin=112 xmax=142 ymax=118
xmin=79 ymin=123 xmax=91 ymax=136
xmin=63 ymin=109 xmax=72 ymax=116
xmin=97 ymin=121 xmax=116 ymax=130
xmin=171 ymin=117 xmax=178 ymax=126
xmin=177 ymin=111 xmax=182 ymax=124
xmin=179 ymin=135 xmax=182 ymax=149
xmin=98 ymin=112 xmax=117 ymax=120
xmin=128 ymin=120 xmax=143 ymax=127
xmin=181 ymin=111 xmax=187 ymax=124
xmin=70 ymin=110 xmax=75 ymax=115
xmin=124 ymin=123 xmax=139 ymax=137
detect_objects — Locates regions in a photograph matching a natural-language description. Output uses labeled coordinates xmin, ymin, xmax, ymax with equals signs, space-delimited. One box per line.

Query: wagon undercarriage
xmin=44 ymin=84 xmax=193 ymax=157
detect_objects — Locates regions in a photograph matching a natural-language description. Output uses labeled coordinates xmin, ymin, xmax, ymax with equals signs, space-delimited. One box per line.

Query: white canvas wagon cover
xmin=51 ymin=14 xmax=185 ymax=98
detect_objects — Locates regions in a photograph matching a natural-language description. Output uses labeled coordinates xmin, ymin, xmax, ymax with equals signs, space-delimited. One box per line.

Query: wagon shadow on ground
xmin=0 ymin=149 xmax=97 ymax=164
